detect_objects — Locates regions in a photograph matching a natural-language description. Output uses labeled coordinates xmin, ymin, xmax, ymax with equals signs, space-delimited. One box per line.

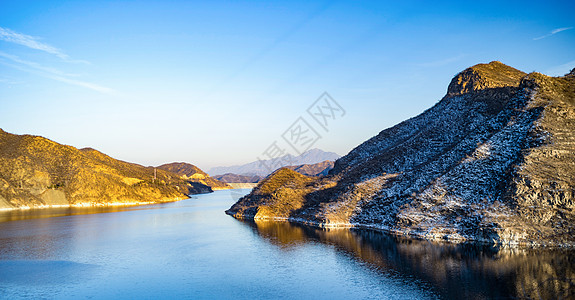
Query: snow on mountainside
xmin=227 ymin=61 xmax=575 ymax=248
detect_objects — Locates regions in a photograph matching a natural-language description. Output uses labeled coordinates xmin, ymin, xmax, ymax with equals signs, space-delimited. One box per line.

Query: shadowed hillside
xmin=285 ymin=160 xmax=334 ymax=177
xmin=227 ymin=62 xmax=575 ymax=247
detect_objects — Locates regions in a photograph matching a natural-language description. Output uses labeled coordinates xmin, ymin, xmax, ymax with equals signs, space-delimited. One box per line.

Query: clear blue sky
xmin=1 ymin=0 xmax=574 ymax=169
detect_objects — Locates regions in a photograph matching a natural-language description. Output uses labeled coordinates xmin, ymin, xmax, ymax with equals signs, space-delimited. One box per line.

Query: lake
xmin=0 ymin=189 xmax=573 ymax=299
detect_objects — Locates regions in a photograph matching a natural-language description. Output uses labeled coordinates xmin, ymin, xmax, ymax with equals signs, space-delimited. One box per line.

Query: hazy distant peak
xmin=207 ymin=148 xmax=340 ymax=177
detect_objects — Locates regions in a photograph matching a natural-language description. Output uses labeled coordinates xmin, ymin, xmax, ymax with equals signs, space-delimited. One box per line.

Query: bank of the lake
xmin=0 ymin=189 xmax=573 ymax=299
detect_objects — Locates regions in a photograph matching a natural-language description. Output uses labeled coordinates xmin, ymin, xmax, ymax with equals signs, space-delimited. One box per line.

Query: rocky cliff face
xmin=157 ymin=162 xmax=230 ymax=190
xmin=227 ymin=62 xmax=575 ymax=247
xmin=0 ymin=131 xmax=208 ymax=209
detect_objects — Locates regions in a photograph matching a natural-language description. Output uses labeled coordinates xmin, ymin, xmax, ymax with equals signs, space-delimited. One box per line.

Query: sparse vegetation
xmin=0 ymin=132 xmax=211 ymax=209
xmin=228 ymin=62 xmax=575 ymax=247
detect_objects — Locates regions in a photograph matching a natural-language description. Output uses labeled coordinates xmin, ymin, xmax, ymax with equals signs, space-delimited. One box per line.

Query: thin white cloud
xmin=0 ymin=26 xmax=89 ymax=64
xmin=0 ymin=51 xmax=79 ymax=77
xmin=0 ymin=53 xmax=115 ymax=94
xmin=533 ymin=27 xmax=573 ymax=40
xmin=0 ymin=27 xmax=113 ymax=94
xmin=47 ymin=75 xmax=116 ymax=94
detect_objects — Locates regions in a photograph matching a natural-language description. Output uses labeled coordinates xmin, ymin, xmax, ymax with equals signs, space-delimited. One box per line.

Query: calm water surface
xmin=0 ymin=189 xmax=573 ymax=299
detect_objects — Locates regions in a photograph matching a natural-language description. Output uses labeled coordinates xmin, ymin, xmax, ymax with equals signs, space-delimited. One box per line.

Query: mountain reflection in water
xmin=240 ymin=219 xmax=575 ymax=299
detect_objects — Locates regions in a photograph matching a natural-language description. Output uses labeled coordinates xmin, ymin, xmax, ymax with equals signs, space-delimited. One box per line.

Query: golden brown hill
xmin=0 ymin=130 xmax=209 ymax=209
xmin=447 ymin=61 xmax=526 ymax=96
xmin=227 ymin=168 xmax=315 ymax=219
xmin=227 ymin=62 xmax=575 ymax=247
xmin=157 ymin=162 xmax=230 ymax=190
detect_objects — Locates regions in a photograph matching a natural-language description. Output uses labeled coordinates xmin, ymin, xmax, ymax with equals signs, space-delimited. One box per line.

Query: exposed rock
xmin=227 ymin=61 xmax=575 ymax=247
xmin=446 ymin=61 xmax=526 ymax=97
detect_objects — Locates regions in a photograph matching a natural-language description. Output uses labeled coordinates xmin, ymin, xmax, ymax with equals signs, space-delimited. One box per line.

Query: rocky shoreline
xmin=227 ymin=62 xmax=575 ymax=248
xmin=226 ymin=211 xmax=575 ymax=248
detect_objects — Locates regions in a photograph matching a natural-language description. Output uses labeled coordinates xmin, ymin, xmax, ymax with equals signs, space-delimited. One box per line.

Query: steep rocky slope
xmin=227 ymin=61 xmax=575 ymax=247
xmin=285 ymin=160 xmax=334 ymax=177
xmin=157 ymin=162 xmax=230 ymax=190
xmin=0 ymin=130 xmax=209 ymax=209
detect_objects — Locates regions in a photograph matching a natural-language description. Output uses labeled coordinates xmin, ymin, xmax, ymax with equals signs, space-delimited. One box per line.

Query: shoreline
xmin=0 ymin=188 xmax=246 ymax=213
xmin=0 ymin=188 xmax=235 ymax=212
xmin=0 ymin=196 xmax=191 ymax=212
xmin=226 ymin=211 xmax=575 ymax=249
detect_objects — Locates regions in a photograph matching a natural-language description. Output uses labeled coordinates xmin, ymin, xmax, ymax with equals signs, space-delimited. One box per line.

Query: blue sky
xmin=1 ymin=0 xmax=574 ymax=169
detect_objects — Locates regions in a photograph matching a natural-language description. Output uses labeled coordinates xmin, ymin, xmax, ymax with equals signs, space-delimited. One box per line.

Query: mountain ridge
xmin=208 ymin=148 xmax=340 ymax=177
xmin=214 ymin=160 xmax=335 ymax=183
xmin=227 ymin=62 xmax=575 ymax=248
xmin=0 ymin=130 xmax=211 ymax=210
xmin=157 ymin=162 xmax=230 ymax=190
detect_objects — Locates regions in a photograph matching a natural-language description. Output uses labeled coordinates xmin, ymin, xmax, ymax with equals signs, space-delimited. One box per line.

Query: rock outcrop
xmin=227 ymin=61 xmax=575 ymax=247
xmin=0 ymin=130 xmax=209 ymax=209
xmin=157 ymin=162 xmax=230 ymax=190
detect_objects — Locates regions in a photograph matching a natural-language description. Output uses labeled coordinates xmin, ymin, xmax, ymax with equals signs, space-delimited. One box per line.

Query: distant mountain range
xmin=208 ymin=148 xmax=340 ymax=177
xmin=214 ymin=160 xmax=335 ymax=183
xmin=0 ymin=130 xmax=218 ymax=209
xmin=227 ymin=62 xmax=575 ymax=247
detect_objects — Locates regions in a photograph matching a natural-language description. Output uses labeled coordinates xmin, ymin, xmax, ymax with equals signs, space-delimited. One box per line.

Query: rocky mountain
xmin=227 ymin=61 xmax=575 ymax=247
xmin=213 ymin=173 xmax=263 ymax=183
xmin=285 ymin=160 xmax=334 ymax=177
xmin=207 ymin=148 xmax=340 ymax=177
xmin=214 ymin=161 xmax=334 ymax=183
xmin=157 ymin=162 xmax=230 ymax=190
xmin=0 ymin=130 xmax=211 ymax=209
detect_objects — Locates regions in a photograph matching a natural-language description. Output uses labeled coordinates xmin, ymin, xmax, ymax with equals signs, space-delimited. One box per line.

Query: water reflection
xmin=239 ymin=219 xmax=575 ymax=299
xmin=0 ymin=204 xmax=172 ymax=223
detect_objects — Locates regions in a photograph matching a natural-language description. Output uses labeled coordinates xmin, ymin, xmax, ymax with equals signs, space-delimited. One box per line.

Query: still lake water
xmin=0 ymin=189 xmax=573 ymax=299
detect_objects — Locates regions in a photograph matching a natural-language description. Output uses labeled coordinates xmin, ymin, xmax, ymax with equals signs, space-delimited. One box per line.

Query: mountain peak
xmin=227 ymin=62 xmax=575 ymax=247
xmin=447 ymin=61 xmax=526 ymax=97
xmin=208 ymin=148 xmax=340 ymax=177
